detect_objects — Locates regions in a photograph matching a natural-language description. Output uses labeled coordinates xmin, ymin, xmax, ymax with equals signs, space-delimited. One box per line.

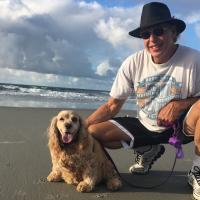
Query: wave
xmin=0 ymin=83 xmax=108 ymax=101
xmin=0 ymin=83 xmax=136 ymax=110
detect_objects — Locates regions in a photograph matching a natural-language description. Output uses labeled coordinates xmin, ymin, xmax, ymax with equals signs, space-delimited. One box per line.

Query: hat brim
xmin=129 ymin=19 xmax=186 ymax=38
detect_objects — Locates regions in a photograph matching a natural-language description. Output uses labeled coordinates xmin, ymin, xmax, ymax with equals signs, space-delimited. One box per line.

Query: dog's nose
xmin=65 ymin=123 xmax=72 ymax=129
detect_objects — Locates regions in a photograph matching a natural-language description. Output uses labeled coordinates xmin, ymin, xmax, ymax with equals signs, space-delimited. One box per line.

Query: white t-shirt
xmin=110 ymin=45 xmax=200 ymax=132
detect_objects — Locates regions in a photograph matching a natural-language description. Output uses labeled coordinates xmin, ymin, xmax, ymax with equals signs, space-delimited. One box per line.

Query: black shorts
xmin=110 ymin=113 xmax=193 ymax=148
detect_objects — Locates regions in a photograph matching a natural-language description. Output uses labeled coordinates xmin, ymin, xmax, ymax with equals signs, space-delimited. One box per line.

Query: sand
xmin=0 ymin=106 xmax=194 ymax=200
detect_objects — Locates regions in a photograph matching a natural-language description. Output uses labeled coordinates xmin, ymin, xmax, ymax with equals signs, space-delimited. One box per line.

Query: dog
xmin=47 ymin=110 xmax=122 ymax=192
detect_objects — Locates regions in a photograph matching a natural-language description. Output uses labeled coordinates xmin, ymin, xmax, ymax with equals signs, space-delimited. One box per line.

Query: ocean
xmin=0 ymin=83 xmax=137 ymax=110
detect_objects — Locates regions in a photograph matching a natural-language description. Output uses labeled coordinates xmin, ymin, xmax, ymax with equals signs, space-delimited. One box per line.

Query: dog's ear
xmin=78 ymin=116 xmax=88 ymax=139
xmin=48 ymin=116 xmax=62 ymax=151
xmin=77 ymin=116 xmax=90 ymax=150
xmin=48 ymin=116 xmax=58 ymax=137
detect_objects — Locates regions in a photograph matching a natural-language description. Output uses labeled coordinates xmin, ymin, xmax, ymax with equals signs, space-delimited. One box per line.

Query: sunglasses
xmin=140 ymin=27 xmax=166 ymax=39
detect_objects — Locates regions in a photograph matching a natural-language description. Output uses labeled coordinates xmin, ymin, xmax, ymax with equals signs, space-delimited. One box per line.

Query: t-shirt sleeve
xmin=109 ymin=56 xmax=135 ymax=99
xmin=193 ymin=63 xmax=200 ymax=97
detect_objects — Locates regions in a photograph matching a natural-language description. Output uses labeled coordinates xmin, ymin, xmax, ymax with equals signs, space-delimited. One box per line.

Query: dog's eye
xmin=71 ymin=116 xmax=78 ymax=123
xmin=59 ymin=117 xmax=64 ymax=121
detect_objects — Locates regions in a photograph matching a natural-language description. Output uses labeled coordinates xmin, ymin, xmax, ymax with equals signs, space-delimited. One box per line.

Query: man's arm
xmin=158 ymin=97 xmax=200 ymax=124
xmin=85 ymin=97 xmax=126 ymax=128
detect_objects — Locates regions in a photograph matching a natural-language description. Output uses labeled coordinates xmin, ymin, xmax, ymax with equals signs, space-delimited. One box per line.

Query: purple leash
xmin=168 ymin=123 xmax=184 ymax=159
xmin=158 ymin=120 xmax=184 ymax=159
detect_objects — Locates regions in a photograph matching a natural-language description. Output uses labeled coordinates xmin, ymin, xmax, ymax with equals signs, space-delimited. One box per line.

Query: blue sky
xmin=0 ymin=0 xmax=200 ymax=90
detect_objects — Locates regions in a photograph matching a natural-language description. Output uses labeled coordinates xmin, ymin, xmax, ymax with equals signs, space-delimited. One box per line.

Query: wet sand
xmin=0 ymin=107 xmax=194 ymax=200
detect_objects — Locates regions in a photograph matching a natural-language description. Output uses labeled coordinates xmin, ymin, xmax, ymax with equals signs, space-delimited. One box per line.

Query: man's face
xmin=141 ymin=24 xmax=177 ymax=64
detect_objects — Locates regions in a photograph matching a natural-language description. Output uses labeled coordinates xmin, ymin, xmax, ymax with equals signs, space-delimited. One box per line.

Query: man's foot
xmin=129 ymin=144 xmax=165 ymax=174
xmin=188 ymin=166 xmax=200 ymax=200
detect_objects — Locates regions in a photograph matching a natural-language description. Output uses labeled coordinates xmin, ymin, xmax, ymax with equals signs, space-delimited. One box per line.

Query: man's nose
xmin=149 ymin=33 xmax=158 ymax=42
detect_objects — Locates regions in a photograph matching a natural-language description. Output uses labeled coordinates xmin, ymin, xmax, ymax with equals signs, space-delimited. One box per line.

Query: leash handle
xmin=158 ymin=120 xmax=184 ymax=159
xmin=168 ymin=122 xmax=184 ymax=159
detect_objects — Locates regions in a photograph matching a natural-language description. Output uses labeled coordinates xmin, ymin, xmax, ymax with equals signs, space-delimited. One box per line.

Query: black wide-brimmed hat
xmin=129 ymin=2 xmax=186 ymax=38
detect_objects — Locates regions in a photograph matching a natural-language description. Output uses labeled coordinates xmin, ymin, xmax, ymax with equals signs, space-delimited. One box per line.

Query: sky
xmin=0 ymin=0 xmax=200 ymax=91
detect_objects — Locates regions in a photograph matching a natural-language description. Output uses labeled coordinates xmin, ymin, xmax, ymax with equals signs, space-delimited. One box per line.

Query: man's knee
xmin=184 ymin=100 xmax=200 ymax=135
xmin=87 ymin=124 xmax=99 ymax=136
xmin=193 ymin=99 xmax=200 ymax=109
xmin=189 ymin=100 xmax=200 ymax=118
xmin=87 ymin=123 xmax=108 ymax=142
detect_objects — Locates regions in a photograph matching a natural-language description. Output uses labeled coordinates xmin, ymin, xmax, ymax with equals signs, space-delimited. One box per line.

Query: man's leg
xmin=88 ymin=120 xmax=131 ymax=149
xmin=88 ymin=118 xmax=165 ymax=174
xmin=184 ymin=100 xmax=200 ymax=200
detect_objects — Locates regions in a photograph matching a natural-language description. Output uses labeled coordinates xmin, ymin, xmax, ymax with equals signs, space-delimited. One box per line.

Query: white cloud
xmin=0 ymin=0 xmax=199 ymax=90
xmin=0 ymin=0 xmax=30 ymax=19
xmin=0 ymin=68 xmax=112 ymax=90
xmin=23 ymin=0 xmax=68 ymax=14
xmin=0 ymin=0 xmax=144 ymax=84
xmin=0 ymin=0 xmax=68 ymax=19
xmin=96 ymin=60 xmax=110 ymax=76
xmin=94 ymin=4 xmax=143 ymax=50
xmin=185 ymin=11 xmax=200 ymax=24
xmin=95 ymin=16 xmax=143 ymax=52
xmin=95 ymin=17 xmax=130 ymax=47
xmin=79 ymin=0 xmax=102 ymax=10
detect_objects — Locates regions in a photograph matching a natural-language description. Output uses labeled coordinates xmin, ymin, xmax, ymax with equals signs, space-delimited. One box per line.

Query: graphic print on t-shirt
xmin=136 ymin=74 xmax=182 ymax=120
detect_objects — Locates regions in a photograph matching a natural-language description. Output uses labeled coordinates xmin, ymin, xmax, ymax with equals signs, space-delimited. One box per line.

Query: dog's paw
xmin=106 ymin=177 xmax=122 ymax=191
xmin=47 ymin=171 xmax=62 ymax=182
xmin=72 ymin=178 xmax=79 ymax=186
xmin=76 ymin=181 xmax=93 ymax=192
xmin=63 ymin=177 xmax=79 ymax=186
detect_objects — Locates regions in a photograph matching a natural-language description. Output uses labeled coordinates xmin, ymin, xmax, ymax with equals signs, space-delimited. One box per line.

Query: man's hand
xmin=157 ymin=97 xmax=199 ymax=126
xmin=157 ymin=100 xmax=183 ymax=126
xmin=157 ymin=96 xmax=199 ymax=126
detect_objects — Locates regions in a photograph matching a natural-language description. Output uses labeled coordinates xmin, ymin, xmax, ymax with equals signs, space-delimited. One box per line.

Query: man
xmin=85 ymin=2 xmax=200 ymax=199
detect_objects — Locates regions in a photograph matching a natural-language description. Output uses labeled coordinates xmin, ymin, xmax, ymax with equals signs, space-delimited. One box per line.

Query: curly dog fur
xmin=47 ymin=110 xmax=122 ymax=192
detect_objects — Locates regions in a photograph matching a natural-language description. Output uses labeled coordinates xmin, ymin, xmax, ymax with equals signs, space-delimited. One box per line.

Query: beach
xmin=0 ymin=106 xmax=194 ymax=200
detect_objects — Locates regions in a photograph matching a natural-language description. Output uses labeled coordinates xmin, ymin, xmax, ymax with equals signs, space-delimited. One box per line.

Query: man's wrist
xmin=178 ymin=97 xmax=199 ymax=110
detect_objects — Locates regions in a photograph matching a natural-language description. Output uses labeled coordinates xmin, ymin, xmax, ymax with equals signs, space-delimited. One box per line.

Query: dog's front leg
xmin=76 ymin=166 xmax=98 ymax=192
xmin=47 ymin=169 xmax=62 ymax=182
xmin=76 ymin=177 xmax=96 ymax=192
xmin=47 ymin=151 xmax=63 ymax=182
xmin=61 ymin=167 xmax=79 ymax=186
xmin=57 ymin=155 xmax=79 ymax=186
